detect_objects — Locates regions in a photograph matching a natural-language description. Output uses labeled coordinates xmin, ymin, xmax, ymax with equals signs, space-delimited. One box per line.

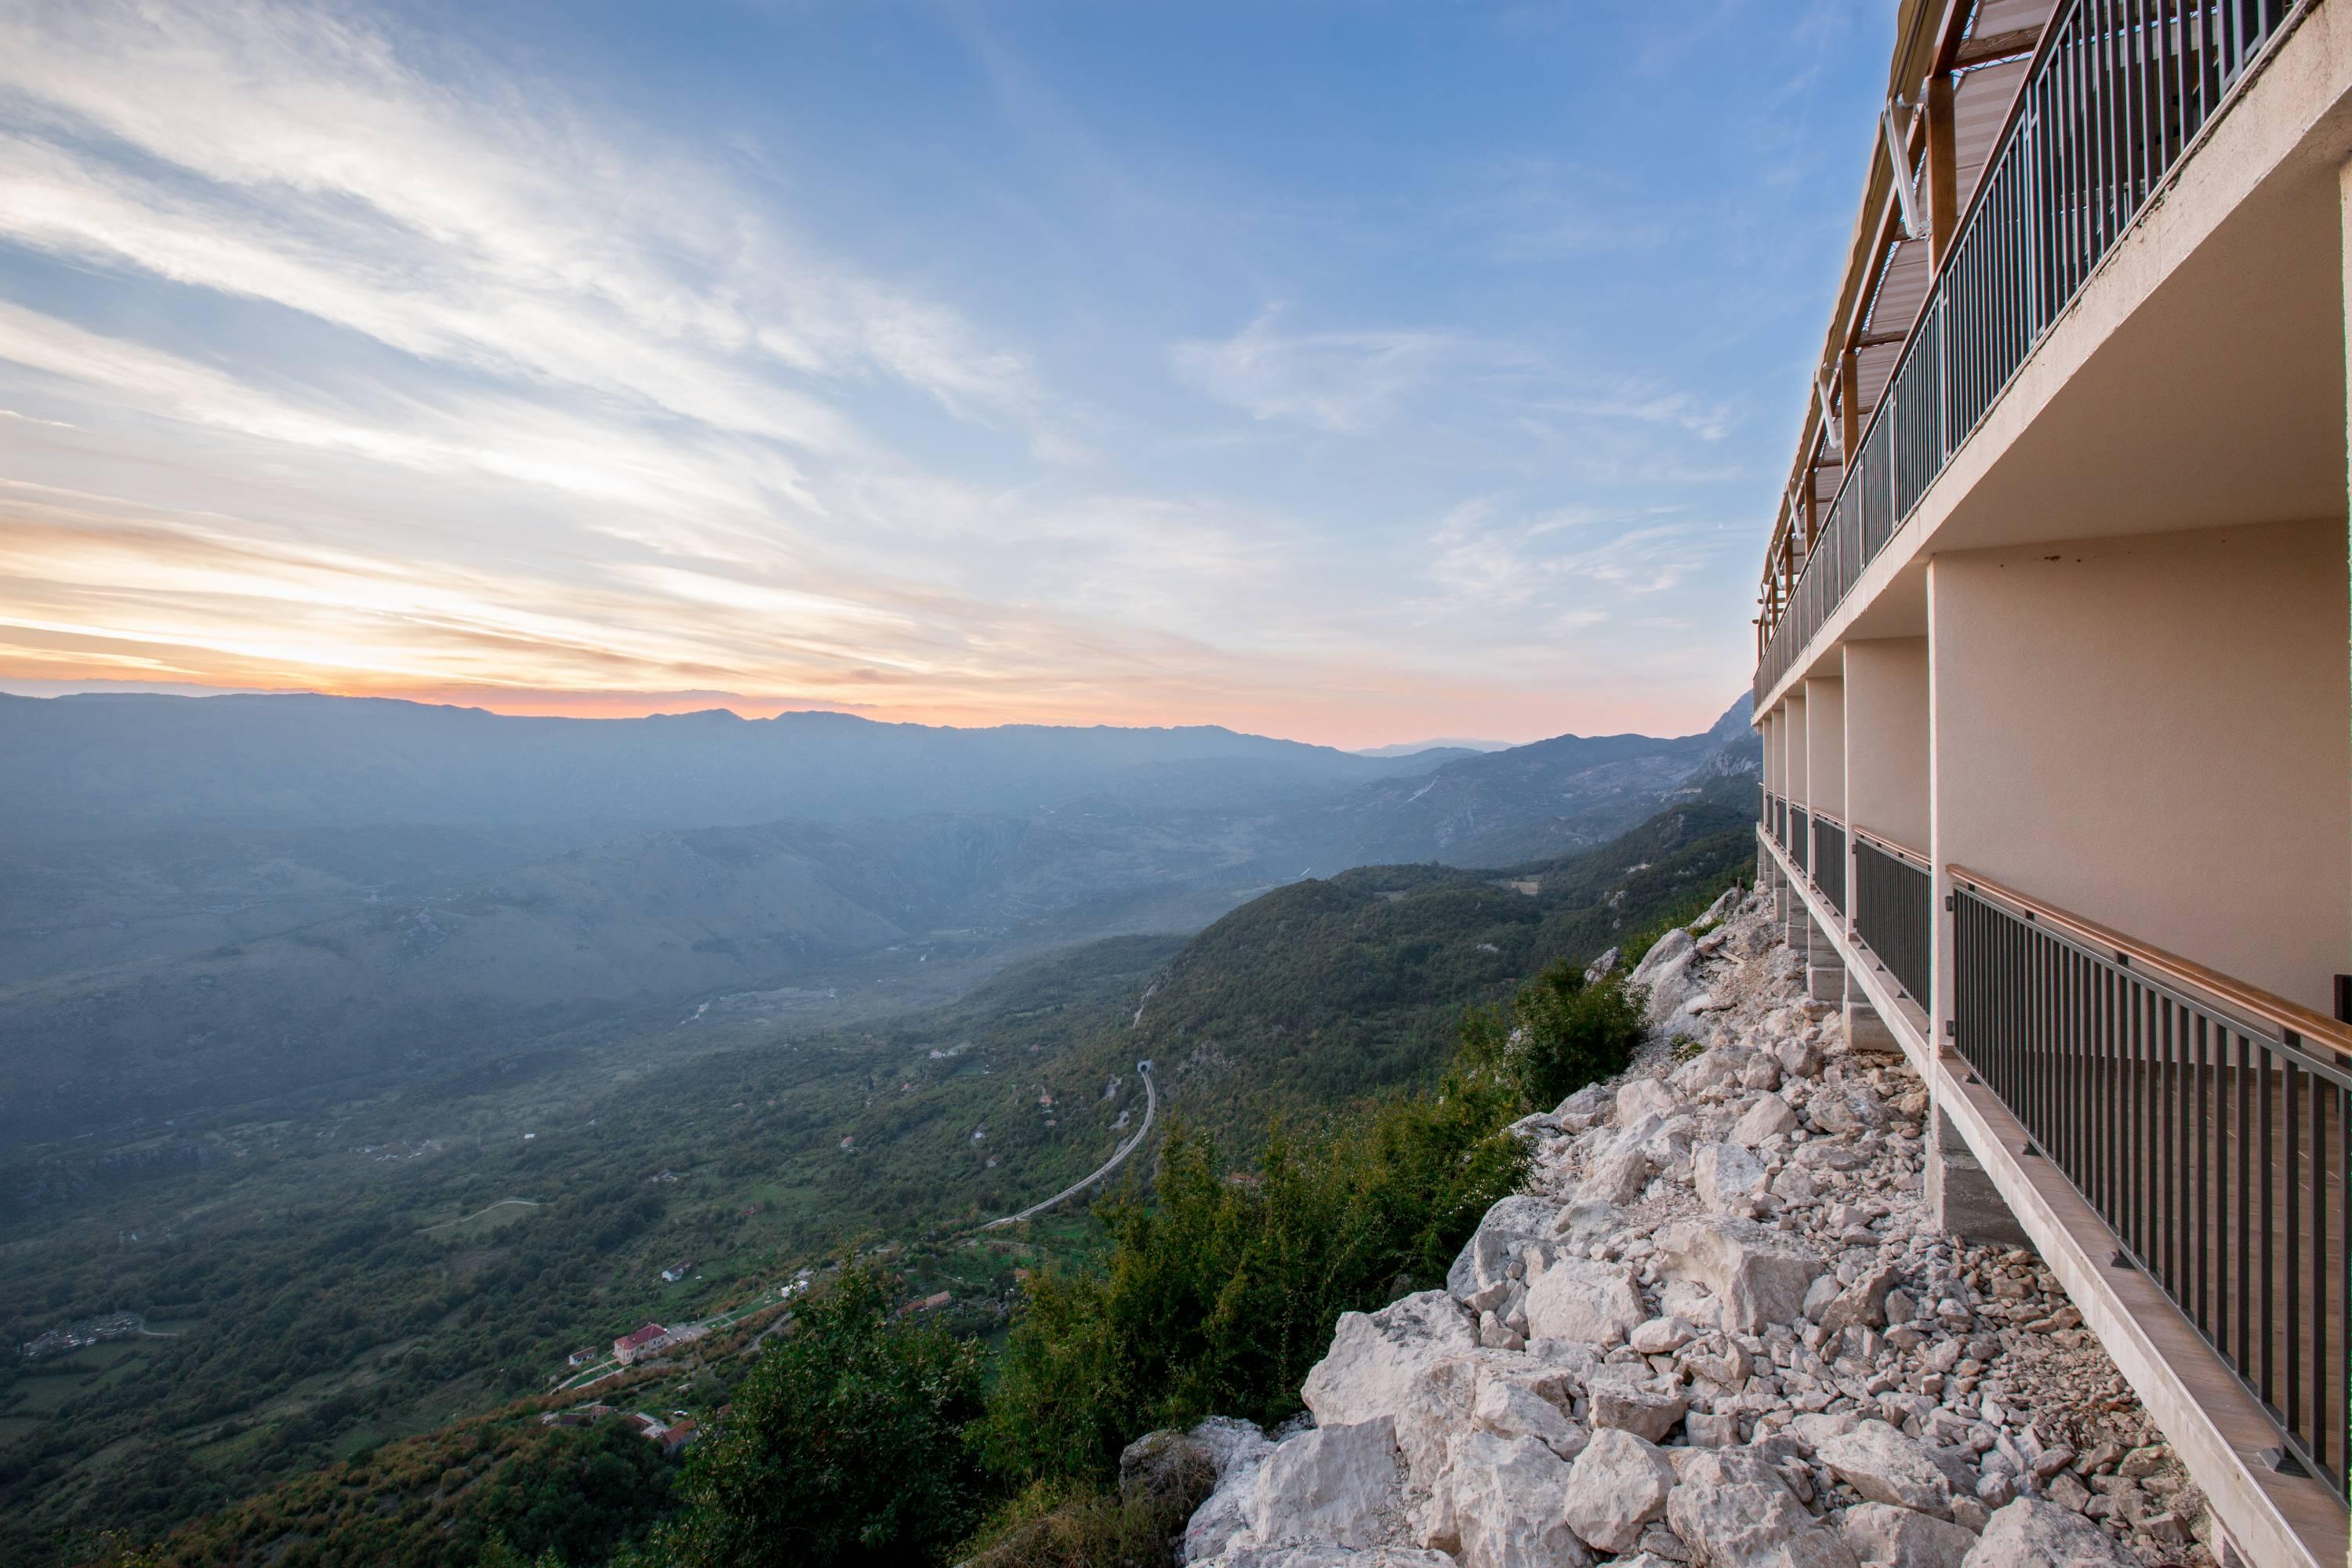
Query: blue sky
xmin=0 ymin=0 xmax=1889 ymax=747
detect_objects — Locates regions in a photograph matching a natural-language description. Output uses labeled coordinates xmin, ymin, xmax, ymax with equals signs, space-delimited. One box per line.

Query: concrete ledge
xmin=1754 ymin=826 xmax=2348 ymax=1568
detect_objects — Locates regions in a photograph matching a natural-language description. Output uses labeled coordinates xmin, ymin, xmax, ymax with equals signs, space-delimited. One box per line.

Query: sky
xmin=0 ymin=0 xmax=1891 ymax=750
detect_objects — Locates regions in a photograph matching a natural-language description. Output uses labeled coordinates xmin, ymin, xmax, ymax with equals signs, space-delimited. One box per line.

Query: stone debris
xmin=1169 ymin=888 xmax=2216 ymax=1568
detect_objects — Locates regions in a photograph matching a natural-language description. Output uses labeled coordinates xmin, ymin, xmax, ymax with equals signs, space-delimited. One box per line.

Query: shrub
xmin=977 ymin=1041 xmax=1526 ymax=1483
xmin=1461 ymin=963 xmax=1647 ymax=1113
xmin=650 ymin=1265 xmax=987 ymax=1568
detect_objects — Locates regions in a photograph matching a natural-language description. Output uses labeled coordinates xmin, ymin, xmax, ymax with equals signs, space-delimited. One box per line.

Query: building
xmin=1748 ymin=4 xmax=2350 ymax=1563
xmin=612 ymin=1322 xmax=668 ymax=1366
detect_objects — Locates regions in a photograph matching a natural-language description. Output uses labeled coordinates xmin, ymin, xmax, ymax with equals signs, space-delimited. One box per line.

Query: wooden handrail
xmin=1850 ymin=826 xmax=1928 ymax=870
xmin=1948 ymin=863 xmax=2352 ymax=1058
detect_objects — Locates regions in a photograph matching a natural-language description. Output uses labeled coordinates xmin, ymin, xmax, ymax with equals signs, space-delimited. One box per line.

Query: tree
xmin=653 ymin=1266 xmax=987 ymax=1568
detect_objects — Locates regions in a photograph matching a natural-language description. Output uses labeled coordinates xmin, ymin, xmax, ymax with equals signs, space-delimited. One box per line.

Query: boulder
xmin=1809 ymin=1083 xmax=1890 ymax=1135
xmin=1586 ymin=1365 xmax=1686 ymax=1442
xmin=1673 ymin=1048 xmax=1748 ymax=1096
xmin=1629 ymin=1316 xmax=1696 ymax=1356
xmin=1777 ymin=1037 xmax=1824 ymax=1078
xmin=1817 ymin=1422 xmax=1954 ymax=1518
xmin=1653 ymin=1219 xmax=1826 ymax=1333
xmin=1819 ymin=1264 xmax=1902 ymax=1334
xmin=1181 ymin=1418 xmax=1278 ymax=1563
xmin=1739 ymin=1054 xmax=1783 ymax=1091
xmin=1436 ymin=1429 xmax=1593 ymax=1568
xmin=1628 ymin=928 xmax=1694 ymax=991
xmin=1249 ymin=1417 xmax=1403 ymax=1550
xmin=1562 ymin=1428 xmax=1677 ymax=1552
xmin=1523 ymin=1257 xmax=1646 ymax=1347
xmin=1730 ymin=1094 xmax=1798 ymax=1147
xmin=1471 ymin=1368 xmax=1584 ymax=1459
xmin=1551 ymin=1198 xmax=1628 ymax=1247
xmin=1843 ymin=1503 xmax=1977 ymax=1568
xmin=1583 ymin=949 xmax=1622 ymax=985
xmin=1695 ymin=1142 xmax=1769 ymax=1214
xmin=1298 ymin=1294 xmax=1477 ymax=1486
xmin=1959 ymin=1499 xmax=2140 ymax=1567
xmin=1207 ymin=1544 xmax=1457 ymax=1568
xmin=1555 ymin=1083 xmax=1615 ymax=1130
xmin=1579 ymin=1145 xmax=1653 ymax=1206
xmin=1618 ymin=1076 xmax=1681 ymax=1125
xmin=1446 ymin=1196 xmax=1560 ymax=1303
xmin=1667 ymin=1448 xmax=1859 ymax=1568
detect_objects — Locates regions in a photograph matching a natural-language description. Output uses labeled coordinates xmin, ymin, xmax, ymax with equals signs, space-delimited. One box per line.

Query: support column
xmin=1805 ymin=909 xmax=1846 ymax=1006
xmin=1926 ymin=1100 xmax=2031 ymax=1247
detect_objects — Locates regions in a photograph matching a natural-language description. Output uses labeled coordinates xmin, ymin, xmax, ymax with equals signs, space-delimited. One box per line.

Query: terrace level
xmin=1744 ymin=2 xmax=2352 ymax=1563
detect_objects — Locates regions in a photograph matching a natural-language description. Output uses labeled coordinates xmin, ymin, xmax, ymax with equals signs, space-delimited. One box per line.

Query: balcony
xmin=1758 ymin=818 xmax=2352 ymax=1561
xmin=1754 ymin=0 xmax=2311 ymax=706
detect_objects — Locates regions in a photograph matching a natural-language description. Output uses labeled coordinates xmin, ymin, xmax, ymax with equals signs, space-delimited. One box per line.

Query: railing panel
xmin=1813 ymin=816 xmax=1846 ymax=918
xmin=1789 ymin=806 xmax=1810 ymax=877
xmin=1953 ymin=879 xmax=2349 ymax=1497
xmin=1853 ymin=836 xmax=1932 ymax=1007
xmin=1753 ymin=0 xmax=2307 ymax=702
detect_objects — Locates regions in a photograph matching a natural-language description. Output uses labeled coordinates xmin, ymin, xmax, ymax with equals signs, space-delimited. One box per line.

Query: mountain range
xmin=0 ymin=691 xmax=1755 ymax=1151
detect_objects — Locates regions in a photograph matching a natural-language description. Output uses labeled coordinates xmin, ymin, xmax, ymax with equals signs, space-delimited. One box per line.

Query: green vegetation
xmin=1462 ymin=960 xmax=1647 ymax=1112
xmin=5 ymin=786 xmax=1752 ymax=1566
xmin=650 ymin=1269 xmax=986 ymax=1568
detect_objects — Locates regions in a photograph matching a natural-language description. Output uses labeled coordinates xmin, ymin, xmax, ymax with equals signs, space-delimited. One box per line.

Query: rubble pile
xmin=1146 ymin=887 xmax=2215 ymax=1568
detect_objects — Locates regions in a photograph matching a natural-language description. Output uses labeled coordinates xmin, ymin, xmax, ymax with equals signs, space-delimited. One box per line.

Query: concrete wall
xmin=1928 ymin=519 xmax=2350 ymax=1013
xmin=1805 ymin=677 xmax=1846 ymax=820
xmin=1784 ymin=695 xmax=1808 ymax=806
xmin=1844 ymin=639 xmax=1931 ymax=853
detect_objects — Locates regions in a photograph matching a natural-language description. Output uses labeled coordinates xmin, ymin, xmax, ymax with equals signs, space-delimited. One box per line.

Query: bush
xmin=957 ymin=1451 xmax=1214 ymax=1568
xmin=1461 ymin=963 xmax=1646 ymax=1114
xmin=650 ymin=1266 xmax=987 ymax=1568
xmin=977 ymin=1040 xmax=1526 ymax=1484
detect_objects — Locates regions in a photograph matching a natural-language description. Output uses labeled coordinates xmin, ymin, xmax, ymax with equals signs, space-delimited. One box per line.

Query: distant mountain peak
xmin=1352 ymin=737 xmax=1515 ymax=758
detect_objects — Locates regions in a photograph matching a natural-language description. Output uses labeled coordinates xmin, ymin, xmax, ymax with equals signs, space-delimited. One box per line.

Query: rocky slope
xmin=1137 ymin=890 xmax=2216 ymax=1568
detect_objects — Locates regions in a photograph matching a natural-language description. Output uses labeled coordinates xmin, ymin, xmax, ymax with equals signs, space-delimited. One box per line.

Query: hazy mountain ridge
xmin=0 ymin=693 xmax=1758 ymax=1152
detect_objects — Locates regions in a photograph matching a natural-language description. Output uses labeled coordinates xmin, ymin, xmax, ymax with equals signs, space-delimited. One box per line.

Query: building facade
xmin=1748 ymin=3 xmax=2352 ymax=1563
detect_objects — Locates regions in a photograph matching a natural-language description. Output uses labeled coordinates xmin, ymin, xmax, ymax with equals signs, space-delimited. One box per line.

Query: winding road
xmin=981 ymin=1061 xmax=1156 ymax=1231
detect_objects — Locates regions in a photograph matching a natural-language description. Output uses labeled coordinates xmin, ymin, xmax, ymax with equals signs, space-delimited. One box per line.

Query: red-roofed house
xmin=612 ymin=1322 xmax=668 ymax=1365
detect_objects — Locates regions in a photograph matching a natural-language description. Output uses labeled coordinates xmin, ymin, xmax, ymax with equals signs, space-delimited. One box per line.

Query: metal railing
xmin=1951 ymin=868 xmax=2350 ymax=1497
xmin=1789 ymin=806 xmax=1811 ymax=877
xmin=1853 ymin=832 xmax=1933 ymax=1008
xmin=1756 ymin=0 xmax=2306 ymax=705
xmin=1813 ymin=815 xmax=1847 ymax=917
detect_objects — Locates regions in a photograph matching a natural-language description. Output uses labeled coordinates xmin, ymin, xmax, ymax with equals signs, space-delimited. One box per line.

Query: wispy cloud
xmin=0 ymin=0 xmax=1884 ymax=746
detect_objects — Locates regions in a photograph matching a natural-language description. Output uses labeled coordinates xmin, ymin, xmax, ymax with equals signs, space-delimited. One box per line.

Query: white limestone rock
xmin=1667 ymin=1447 xmax=1860 ymax=1568
xmin=1298 ymin=1293 xmax=1477 ymax=1488
xmin=1695 ymin=1142 xmax=1769 ymax=1214
xmin=1653 ymin=1218 xmax=1827 ymax=1334
xmin=1585 ymin=1364 xmax=1687 ymax=1442
xmin=1958 ymin=1499 xmax=2140 ymax=1568
xmin=1842 ymin=1502 xmax=1978 ymax=1568
xmin=1561 ymin=1427 xmax=1677 ymax=1552
xmin=1436 ymin=1429 xmax=1593 ymax=1568
xmin=1777 ymin=1036 xmax=1825 ymax=1078
xmin=1446 ymin=1195 xmax=1560 ymax=1305
xmin=1618 ymin=1076 xmax=1681 ymax=1126
xmin=1580 ymin=1145 xmax=1653 ymax=1206
xmin=1470 ymin=1367 xmax=1585 ymax=1460
xmin=1250 ymin=1417 xmax=1403 ymax=1551
xmin=1817 ymin=1421 xmax=1955 ymax=1518
xmin=1628 ymin=1316 xmax=1696 ymax=1356
xmin=1554 ymin=1083 xmax=1615 ymax=1131
xmin=1523 ymin=1256 xmax=1646 ymax=1347
xmin=1730 ymin=1094 xmax=1799 ymax=1148
xmin=1181 ymin=1417 xmax=1279 ymax=1563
